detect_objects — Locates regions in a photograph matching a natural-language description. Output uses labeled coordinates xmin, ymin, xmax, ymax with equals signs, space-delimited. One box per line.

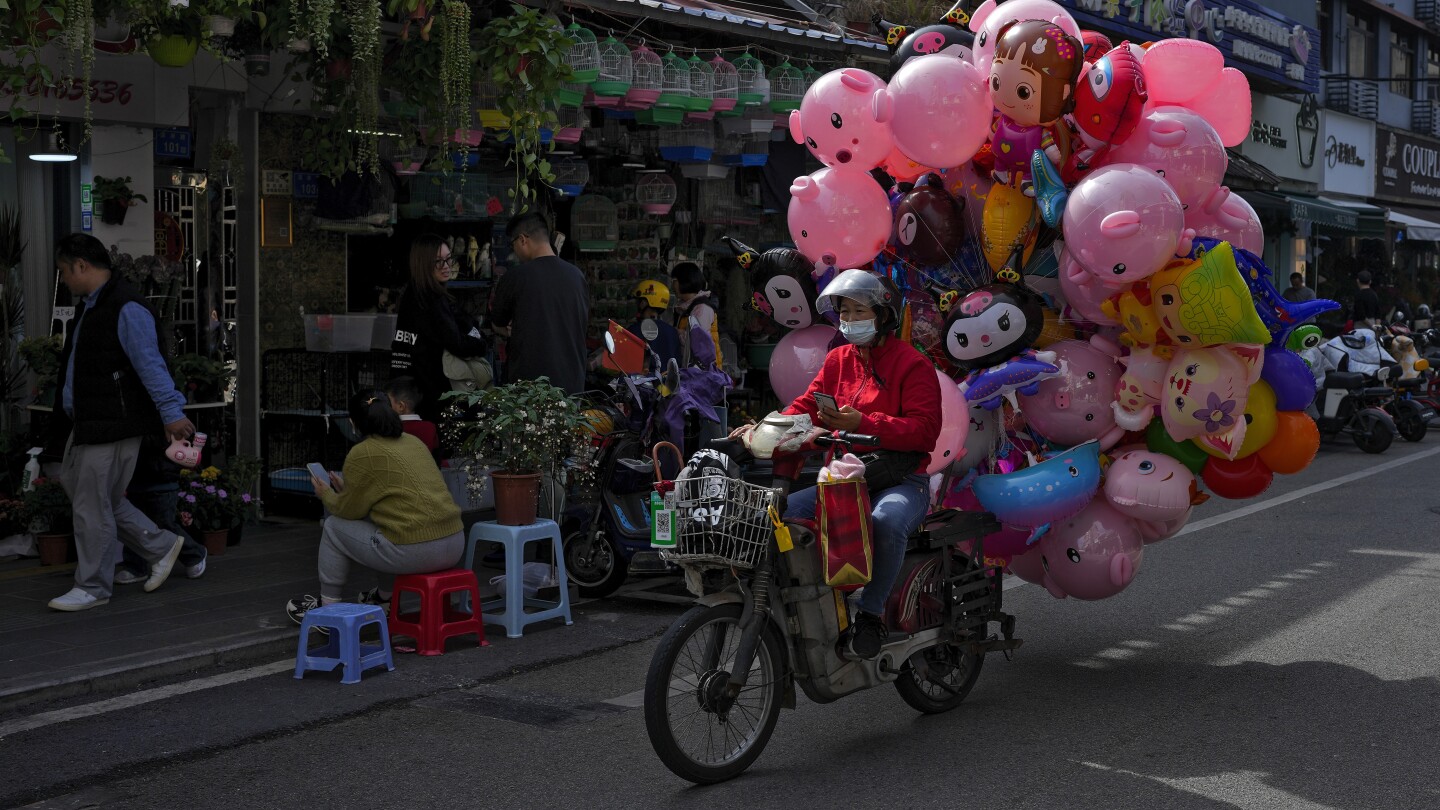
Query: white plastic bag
xmin=490 ymin=561 xmax=558 ymax=599
xmin=818 ymin=452 xmax=866 ymax=483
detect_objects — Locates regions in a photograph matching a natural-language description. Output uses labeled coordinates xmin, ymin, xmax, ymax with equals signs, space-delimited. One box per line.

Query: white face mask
xmin=839 ymin=317 xmax=877 ymax=345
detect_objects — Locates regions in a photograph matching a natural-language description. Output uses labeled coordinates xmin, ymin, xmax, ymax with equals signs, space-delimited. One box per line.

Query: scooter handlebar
xmin=814 ymin=431 xmax=881 ymax=449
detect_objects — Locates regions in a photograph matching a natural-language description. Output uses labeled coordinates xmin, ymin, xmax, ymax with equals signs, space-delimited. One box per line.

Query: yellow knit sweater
xmin=319 ymin=434 xmax=462 ymax=544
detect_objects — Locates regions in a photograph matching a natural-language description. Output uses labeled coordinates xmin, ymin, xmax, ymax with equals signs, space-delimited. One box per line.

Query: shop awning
xmin=1316 ymin=195 xmax=1388 ymax=236
xmin=579 ymin=0 xmax=890 ymax=55
xmin=1224 ymin=148 xmax=1281 ymax=189
xmin=1252 ymin=192 xmax=1361 ymax=231
xmin=1389 ymin=207 xmax=1440 ymax=241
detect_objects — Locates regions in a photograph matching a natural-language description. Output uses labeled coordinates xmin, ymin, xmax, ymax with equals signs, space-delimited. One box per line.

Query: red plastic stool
xmin=389 ymin=569 xmax=488 ymax=655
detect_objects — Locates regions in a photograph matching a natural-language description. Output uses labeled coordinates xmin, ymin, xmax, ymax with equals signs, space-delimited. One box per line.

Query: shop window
xmin=1392 ymin=30 xmax=1415 ymax=98
xmin=1347 ymin=12 xmax=1377 ymax=78
xmin=1319 ymin=2 xmax=1333 ymax=71
xmin=1428 ymin=44 xmax=1440 ymax=101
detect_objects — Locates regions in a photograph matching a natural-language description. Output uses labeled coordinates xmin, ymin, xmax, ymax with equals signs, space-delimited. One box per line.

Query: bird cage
xmin=552 ymin=154 xmax=591 ymax=197
xmin=624 ymin=45 xmax=663 ymax=110
xmin=734 ymin=52 xmax=766 ymax=107
xmin=573 ymin=194 xmax=619 ymax=251
xmin=557 ymin=79 xmax=588 ymax=108
xmin=656 ymin=51 xmax=692 ymax=110
xmin=474 ymin=76 xmax=509 ymax=129
xmin=554 ymin=104 xmax=587 ymax=144
xmin=564 ymin=24 xmax=601 ymax=84
xmin=681 ymin=161 xmax=731 ymax=181
xmin=659 ymin=126 xmax=715 ymax=163
xmin=591 ymin=36 xmax=633 ymax=101
xmin=684 ymin=55 xmax=715 ymax=118
xmin=635 ymin=169 xmax=677 ymax=215
xmin=710 ymin=55 xmax=739 ymax=115
xmin=717 ymin=128 xmax=769 ymax=167
xmin=768 ymin=61 xmax=804 ymax=113
xmin=801 ymin=63 xmax=823 ymax=94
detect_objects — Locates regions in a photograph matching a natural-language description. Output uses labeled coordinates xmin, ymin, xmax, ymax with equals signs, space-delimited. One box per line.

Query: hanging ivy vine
xmin=347 ymin=0 xmax=382 ymax=175
xmin=64 ymin=0 xmax=95 ymax=147
xmin=289 ymin=0 xmax=337 ymax=59
xmin=437 ymin=0 xmax=471 ymax=163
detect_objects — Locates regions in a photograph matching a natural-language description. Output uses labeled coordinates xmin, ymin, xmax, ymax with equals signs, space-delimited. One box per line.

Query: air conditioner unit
xmin=1413 ymin=99 xmax=1438 ymax=135
xmin=1326 ymin=79 xmax=1379 ymax=120
xmin=1418 ymin=0 xmax=1440 ymax=27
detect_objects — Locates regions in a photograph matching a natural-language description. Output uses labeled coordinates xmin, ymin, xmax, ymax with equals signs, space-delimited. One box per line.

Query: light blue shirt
xmin=63 ymin=283 xmax=186 ymax=425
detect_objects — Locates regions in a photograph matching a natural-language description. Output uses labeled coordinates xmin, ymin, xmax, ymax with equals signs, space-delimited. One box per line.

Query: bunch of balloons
xmin=725 ymin=0 xmax=1340 ymax=602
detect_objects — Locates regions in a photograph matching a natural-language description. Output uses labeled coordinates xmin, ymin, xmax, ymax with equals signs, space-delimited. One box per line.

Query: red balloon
xmin=1201 ymin=455 xmax=1274 ymax=500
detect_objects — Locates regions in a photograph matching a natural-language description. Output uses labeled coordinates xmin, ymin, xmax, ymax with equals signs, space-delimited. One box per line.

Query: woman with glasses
xmin=389 ymin=233 xmax=489 ymax=420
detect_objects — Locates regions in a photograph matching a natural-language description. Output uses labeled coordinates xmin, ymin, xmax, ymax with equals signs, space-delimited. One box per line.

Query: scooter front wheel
xmin=1353 ymin=411 xmax=1395 ymax=454
xmin=644 ymin=603 xmax=785 ymax=784
xmin=563 ymin=528 xmax=627 ymax=598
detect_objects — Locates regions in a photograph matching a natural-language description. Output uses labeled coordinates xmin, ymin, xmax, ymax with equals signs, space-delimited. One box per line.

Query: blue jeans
xmin=785 ymin=473 xmax=930 ymax=615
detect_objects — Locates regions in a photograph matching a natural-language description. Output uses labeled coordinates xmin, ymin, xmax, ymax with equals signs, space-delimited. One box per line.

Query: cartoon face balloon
xmin=1066 ymin=42 xmax=1147 ymax=181
xmin=1148 ymin=242 xmax=1272 ymax=348
xmin=941 ymin=283 xmax=1046 ymax=372
xmin=968 ymin=0 xmax=1082 ymax=77
xmin=1160 ymin=343 xmax=1264 ymax=458
xmin=725 ymin=236 xmax=820 ymax=330
xmin=1018 ymin=339 xmax=1126 ymax=449
xmin=1061 ymin=163 xmax=1186 ymax=287
xmin=788 ymin=168 xmax=892 ymax=269
xmin=891 ymin=24 xmax=974 ymax=73
xmin=1102 ymin=106 xmax=1228 ymax=210
xmin=788 ymin=69 xmax=893 ymax=172
xmin=894 ymin=174 xmax=966 ymax=268
xmin=1035 ymin=498 xmax=1143 ymax=600
xmin=1103 ymin=449 xmax=1202 ymax=523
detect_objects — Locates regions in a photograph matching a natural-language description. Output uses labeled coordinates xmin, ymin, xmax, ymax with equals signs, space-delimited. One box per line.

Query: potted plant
xmin=177 ymin=466 xmax=241 ymax=555
xmin=446 ymin=378 xmax=592 ymax=525
xmin=0 ymin=494 xmax=27 ymax=542
xmin=474 ymin=5 xmax=574 ymax=213
xmin=93 ymin=176 xmax=147 ymax=225
xmin=221 ymin=454 xmax=262 ymax=545
xmin=24 ymin=478 xmax=73 ymax=565
xmin=196 ymin=0 xmax=263 ymax=39
xmin=18 ymin=335 xmax=62 ymax=406
xmin=170 ymin=352 xmax=234 ymax=403
xmin=131 ymin=0 xmax=205 ymax=67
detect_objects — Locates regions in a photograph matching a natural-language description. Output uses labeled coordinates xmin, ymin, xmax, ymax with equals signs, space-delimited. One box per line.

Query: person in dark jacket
xmin=390 ymin=234 xmax=488 ymax=421
xmin=45 ymin=234 xmax=195 ymax=612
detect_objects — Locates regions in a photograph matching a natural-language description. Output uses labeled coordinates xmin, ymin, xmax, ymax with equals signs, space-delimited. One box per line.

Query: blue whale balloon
xmin=972 ymin=440 xmax=1102 ymax=543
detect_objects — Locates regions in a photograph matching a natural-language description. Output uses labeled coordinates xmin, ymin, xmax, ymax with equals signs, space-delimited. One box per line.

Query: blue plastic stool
xmin=294 ymin=603 xmax=395 ymax=684
xmin=462 ymin=518 xmax=573 ymax=639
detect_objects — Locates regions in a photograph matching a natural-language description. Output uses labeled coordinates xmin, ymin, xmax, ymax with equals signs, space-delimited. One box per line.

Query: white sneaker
xmin=114 ymin=568 xmax=147 ymax=585
xmin=49 ymin=588 xmax=109 ymax=612
xmin=185 ymin=554 xmax=207 ymax=579
xmin=144 ymin=535 xmax=186 ymax=593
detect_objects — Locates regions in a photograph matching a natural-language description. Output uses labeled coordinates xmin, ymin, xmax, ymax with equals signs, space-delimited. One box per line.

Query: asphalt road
xmin=6 ymin=436 xmax=1440 ymax=810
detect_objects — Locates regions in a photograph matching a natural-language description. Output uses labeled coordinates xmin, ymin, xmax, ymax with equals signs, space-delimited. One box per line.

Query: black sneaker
xmin=841 ymin=611 xmax=888 ymax=660
xmin=356 ymin=587 xmax=391 ymax=610
xmin=286 ymin=594 xmax=321 ymax=626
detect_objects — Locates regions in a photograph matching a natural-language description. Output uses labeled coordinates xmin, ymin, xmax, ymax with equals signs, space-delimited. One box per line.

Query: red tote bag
xmin=816 ymin=474 xmax=873 ymax=591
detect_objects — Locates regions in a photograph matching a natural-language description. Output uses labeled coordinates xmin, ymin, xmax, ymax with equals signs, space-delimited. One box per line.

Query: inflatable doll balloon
xmin=1063 ymin=41 xmax=1147 ymax=184
xmin=1185 ymin=68 xmax=1252 ymax=148
xmin=877 ymin=54 xmax=992 ymax=171
xmin=1080 ymin=30 xmax=1112 ymax=62
xmin=724 ymin=237 xmax=820 ymax=330
xmin=1148 ymin=242 xmax=1273 ymax=348
xmin=1018 ymin=339 xmax=1126 ymax=449
xmin=1102 ymin=107 xmax=1228 ymax=210
xmin=1160 ymin=344 xmax=1265 ymax=458
xmin=894 ymin=174 xmax=966 ymax=268
xmin=927 ymin=370 xmax=970 ymax=474
xmin=1185 ymin=187 xmax=1264 ymax=255
xmin=968 ymin=0 xmax=1081 ymax=76
xmin=972 ymin=440 xmax=1102 ymax=533
xmin=1034 ymin=498 xmax=1143 ymax=600
xmin=890 ymin=24 xmax=974 ymax=73
xmin=939 ymin=283 xmax=1046 ymax=373
xmin=1062 ymin=163 xmax=1187 ymax=287
xmin=1141 ymin=38 xmax=1251 ymax=146
xmin=788 ymin=168 xmax=891 ymax=270
xmin=1103 ymin=449 xmax=1205 ymax=525
xmin=986 ymin=20 xmax=1084 ymax=193
xmin=788 ymin=69 xmax=893 ymax=172
xmin=768 ymin=325 xmax=836 ymax=404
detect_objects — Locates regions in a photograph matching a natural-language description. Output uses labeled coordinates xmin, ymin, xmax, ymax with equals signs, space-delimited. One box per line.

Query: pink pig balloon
xmin=875 ymin=55 xmax=991 ymax=171
xmin=968 ymin=0 xmax=1082 ymax=76
xmin=788 ymin=168 xmax=892 ymax=269
xmin=1019 ymin=339 xmax=1126 ymax=449
xmin=1141 ymin=39 xmax=1251 ymax=147
xmin=1103 ymin=449 xmax=1200 ymax=524
xmin=768 ymin=325 xmax=837 ymax=404
xmin=1062 ymin=163 xmax=1187 ymax=287
xmin=929 ymin=370 xmax=971 ymax=474
xmin=1035 ymin=498 xmax=1143 ymax=600
xmin=789 ymin=68 xmax=893 ymax=172
xmin=1185 ymin=186 xmax=1264 ymax=255
xmin=1056 ymin=242 xmax=1119 ymax=326
xmin=1103 ymin=107 xmax=1229 ymax=210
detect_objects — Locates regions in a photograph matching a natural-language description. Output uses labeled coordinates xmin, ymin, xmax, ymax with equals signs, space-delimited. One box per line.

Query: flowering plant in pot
xmin=177 ymin=466 xmax=245 ymax=554
xmin=443 ymin=378 xmax=592 ymax=525
xmin=24 ymin=478 xmax=73 ymax=565
xmin=18 ymin=335 xmax=63 ymax=406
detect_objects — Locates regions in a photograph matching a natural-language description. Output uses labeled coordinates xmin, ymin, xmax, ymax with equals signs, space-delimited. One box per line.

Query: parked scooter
xmin=1314 ymin=330 xmax=1397 ymax=453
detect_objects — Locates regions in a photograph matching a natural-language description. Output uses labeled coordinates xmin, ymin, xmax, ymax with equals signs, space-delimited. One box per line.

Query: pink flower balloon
xmin=1062 ymin=163 xmax=1187 ymax=286
xmin=789 ymin=68 xmax=893 ymax=172
xmin=928 ymin=369 xmax=971 ymax=474
xmin=875 ymin=55 xmax=991 ymax=171
xmin=968 ymin=0 xmax=1082 ymax=77
xmin=788 ymin=168 xmax=892 ymax=269
xmin=1185 ymin=186 xmax=1265 ymax=255
xmin=1102 ymin=106 xmax=1229 ymax=210
xmin=769 ymin=325 xmax=837 ymax=404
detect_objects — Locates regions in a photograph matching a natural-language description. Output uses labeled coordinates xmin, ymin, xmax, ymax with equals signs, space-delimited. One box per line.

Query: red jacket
xmin=783 ymin=336 xmax=942 ymax=473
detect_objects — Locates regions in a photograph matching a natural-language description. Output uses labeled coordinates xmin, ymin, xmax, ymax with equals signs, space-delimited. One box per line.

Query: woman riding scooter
xmin=746 ymin=270 xmax=941 ymax=660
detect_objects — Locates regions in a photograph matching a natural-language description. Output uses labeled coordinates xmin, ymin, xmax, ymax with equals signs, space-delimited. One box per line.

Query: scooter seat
xmin=1323 ymin=372 xmax=1366 ymax=390
xmin=1361 ymin=387 xmax=1394 ymax=398
xmin=1396 ymin=376 xmax=1425 ymax=390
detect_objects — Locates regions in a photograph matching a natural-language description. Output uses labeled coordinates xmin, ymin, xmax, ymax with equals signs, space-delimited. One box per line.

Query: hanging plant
xmin=63 ymin=0 xmax=95 ymax=147
xmin=437 ymin=0 xmax=471 ymax=163
xmin=474 ymin=5 xmax=574 ymax=213
xmin=346 ymin=0 xmax=382 ymax=176
xmin=289 ymin=0 xmax=336 ymax=59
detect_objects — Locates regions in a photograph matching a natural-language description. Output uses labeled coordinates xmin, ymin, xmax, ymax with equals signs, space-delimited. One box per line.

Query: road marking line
xmin=0 ymin=659 xmax=292 ymax=740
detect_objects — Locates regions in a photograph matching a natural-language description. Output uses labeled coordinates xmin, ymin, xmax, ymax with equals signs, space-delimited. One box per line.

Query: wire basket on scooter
xmin=661 ymin=474 xmax=778 ymax=569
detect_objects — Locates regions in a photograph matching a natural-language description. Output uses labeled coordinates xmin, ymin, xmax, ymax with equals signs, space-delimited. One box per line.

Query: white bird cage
xmin=768 ymin=61 xmax=804 ymax=113
xmin=474 ymin=76 xmax=508 ymax=129
xmin=564 ymin=24 xmax=601 ymax=84
xmin=656 ymin=51 xmax=692 ymax=109
xmin=625 ymin=45 xmax=663 ymax=109
xmin=553 ymin=154 xmax=591 ymax=197
xmin=734 ymin=53 xmax=766 ymax=107
xmin=636 ymin=169 xmax=677 ymax=215
xmin=710 ymin=55 xmax=739 ymax=115
xmin=659 ymin=126 xmax=715 ymax=163
xmin=591 ymin=36 xmax=633 ymax=103
xmin=685 ymin=55 xmax=715 ymax=118
xmin=554 ymin=104 xmax=587 ymax=144
xmin=573 ymin=194 xmax=619 ymax=251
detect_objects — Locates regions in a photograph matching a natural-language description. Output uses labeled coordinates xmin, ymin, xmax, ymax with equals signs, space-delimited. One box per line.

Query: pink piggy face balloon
xmin=1062 ymin=163 xmax=1185 ymax=287
xmin=789 ymin=69 xmax=893 ymax=172
xmin=876 ymin=55 xmax=992 ymax=171
xmin=1036 ymin=498 xmax=1143 ymax=600
xmin=788 ymin=168 xmax=892 ymax=269
xmin=1102 ymin=106 xmax=1228 ymax=210
xmin=1160 ymin=344 xmax=1264 ymax=457
xmin=1018 ymin=339 xmax=1125 ymax=449
xmin=968 ymin=0 xmax=1082 ymax=77
xmin=1185 ymin=186 xmax=1264 ymax=255
xmin=1056 ymin=243 xmax=1119 ymax=326
xmin=1103 ymin=449 xmax=1200 ymax=523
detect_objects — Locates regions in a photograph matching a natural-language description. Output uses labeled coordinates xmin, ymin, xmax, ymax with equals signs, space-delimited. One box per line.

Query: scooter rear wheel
xmin=644 ymin=603 xmax=785 ymax=784
xmin=1394 ymin=404 xmax=1428 ymax=442
xmin=1353 ymin=412 xmax=1394 ymax=454
xmin=894 ymin=642 xmax=984 ymax=714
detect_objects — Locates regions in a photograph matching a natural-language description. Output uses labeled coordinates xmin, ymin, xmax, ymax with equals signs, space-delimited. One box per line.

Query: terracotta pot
xmin=491 ymin=472 xmax=540 ymax=526
xmin=202 ymin=529 xmax=228 ymax=556
xmin=37 ymin=533 xmax=72 ymax=566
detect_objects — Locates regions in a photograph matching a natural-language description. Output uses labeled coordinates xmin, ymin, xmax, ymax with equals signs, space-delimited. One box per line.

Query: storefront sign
xmin=1236 ymin=93 xmax=1320 ymax=184
xmin=1056 ymin=0 xmax=1319 ymax=94
xmin=262 ymin=170 xmax=293 ymax=197
xmin=153 ymin=128 xmax=192 ymax=160
xmin=1375 ymin=127 xmax=1440 ymax=204
xmin=1320 ymin=111 xmax=1375 ymax=198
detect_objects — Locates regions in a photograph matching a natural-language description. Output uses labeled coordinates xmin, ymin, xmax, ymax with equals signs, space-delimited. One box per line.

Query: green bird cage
xmin=564 ymin=24 xmax=601 ymax=84
xmin=768 ymin=61 xmax=804 ymax=113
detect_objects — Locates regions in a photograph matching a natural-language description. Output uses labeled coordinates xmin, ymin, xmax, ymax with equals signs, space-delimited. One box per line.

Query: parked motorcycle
xmin=643 ymin=430 xmax=1018 ymax=784
xmin=1313 ymin=330 xmax=1398 ymax=453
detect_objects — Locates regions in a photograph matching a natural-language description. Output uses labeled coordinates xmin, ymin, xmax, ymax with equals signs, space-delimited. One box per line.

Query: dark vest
xmin=53 ymin=278 xmax=165 ymax=445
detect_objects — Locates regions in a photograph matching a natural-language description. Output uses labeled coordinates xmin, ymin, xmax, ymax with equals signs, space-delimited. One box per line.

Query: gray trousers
xmin=61 ymin=434 xmax=181 ymax=599
xmin=317 ymin=516 xmax=464 ymax=601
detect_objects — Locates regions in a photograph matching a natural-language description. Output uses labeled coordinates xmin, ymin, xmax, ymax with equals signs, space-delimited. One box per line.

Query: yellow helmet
xmin=632 ymin=280 xmax=671 ymax=310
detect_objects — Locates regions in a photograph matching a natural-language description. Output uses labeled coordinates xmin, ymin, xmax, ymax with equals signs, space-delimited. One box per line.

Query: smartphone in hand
xmin=306 ymin=462 xmax=329 ymax=486
xmin=812 ymin=392 xmax=838 ymax=413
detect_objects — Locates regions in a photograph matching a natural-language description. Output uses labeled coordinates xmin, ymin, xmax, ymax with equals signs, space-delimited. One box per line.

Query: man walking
xmin=490 ymin=213 xmax=589 ymax=395
xmin=1352 ymin=270 xmax=1382 ymax=329
xmin=46 ymin=234 xmax=195 ymax=612
xmin=1283 ymin=272 xmax=1316 ymax=303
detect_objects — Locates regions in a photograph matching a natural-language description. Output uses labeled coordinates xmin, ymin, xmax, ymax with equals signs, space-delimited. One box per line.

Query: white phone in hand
xmin=307 ymin=462 xmax=329 ymax=485
xmin=813 ymin=392 xmax=838 ymax=413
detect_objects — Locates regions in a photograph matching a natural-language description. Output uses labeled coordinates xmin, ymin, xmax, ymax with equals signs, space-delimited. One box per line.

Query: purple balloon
xmin=769 ymin=325 xmax=838 ymax=405
xmin=1261 ymin=346 xmax=1317 ymax=412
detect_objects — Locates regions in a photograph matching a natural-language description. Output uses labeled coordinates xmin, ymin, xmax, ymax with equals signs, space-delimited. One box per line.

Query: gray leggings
xmin=317 ymin=516 xmax=464 ymax=601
